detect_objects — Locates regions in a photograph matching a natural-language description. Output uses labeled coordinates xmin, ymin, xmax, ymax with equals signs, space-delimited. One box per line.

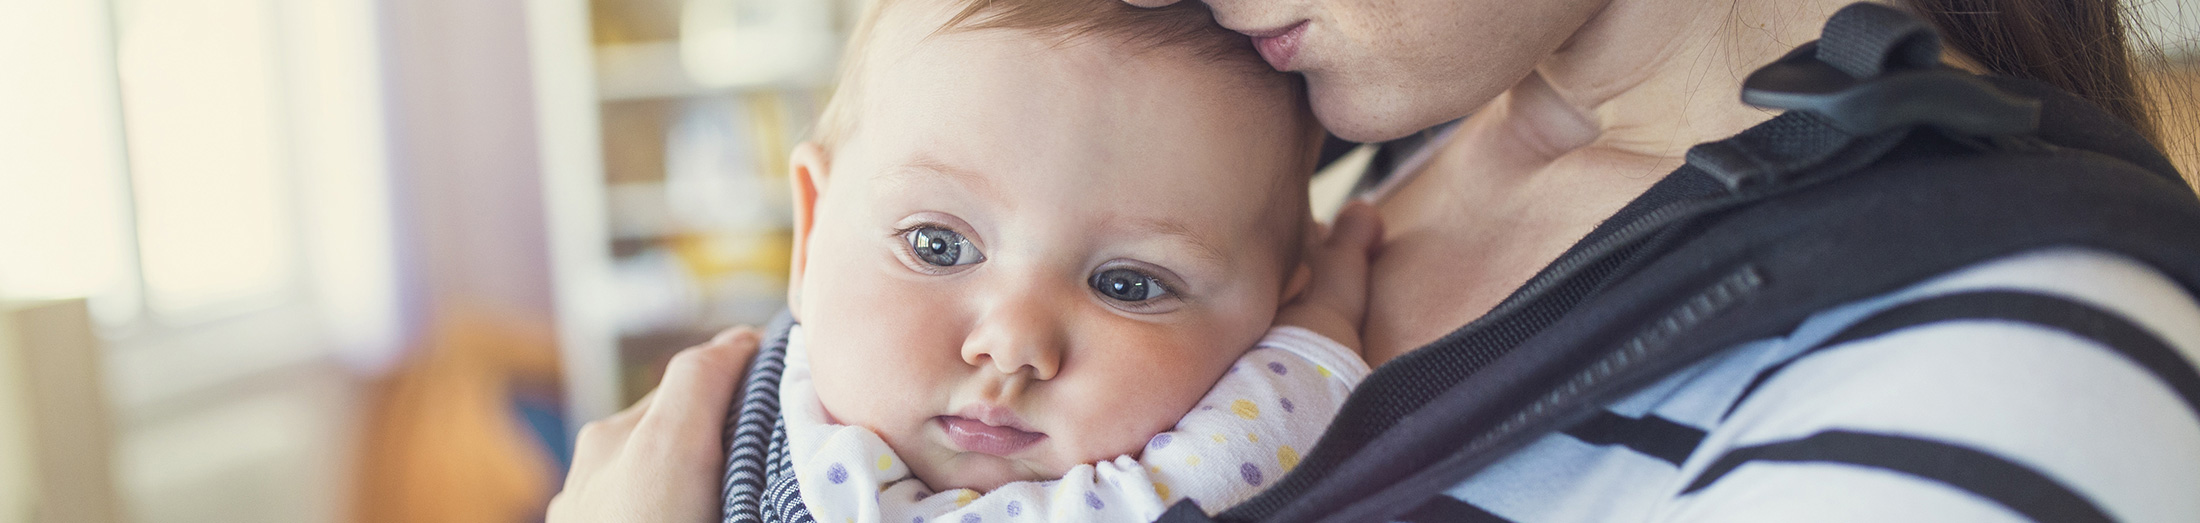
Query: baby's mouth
xmin=937 ymin=414 xmax=1046 ymax=456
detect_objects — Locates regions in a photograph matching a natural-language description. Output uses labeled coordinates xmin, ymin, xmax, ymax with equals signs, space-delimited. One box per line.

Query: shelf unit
xmin=535 ymin=0 xmax=859 ymax=424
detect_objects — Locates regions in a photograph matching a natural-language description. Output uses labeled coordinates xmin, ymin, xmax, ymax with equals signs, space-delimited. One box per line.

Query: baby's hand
xmin=1276 ymin=201 xmax=1382 ymax=357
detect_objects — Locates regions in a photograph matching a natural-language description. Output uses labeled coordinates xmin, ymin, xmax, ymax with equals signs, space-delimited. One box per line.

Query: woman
xmin=551 ymin=0 xmax=2200 ymax=521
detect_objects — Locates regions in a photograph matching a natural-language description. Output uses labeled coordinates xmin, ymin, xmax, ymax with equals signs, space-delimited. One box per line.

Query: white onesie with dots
xmin=781 ymin=325 xmax=1369 ymax=523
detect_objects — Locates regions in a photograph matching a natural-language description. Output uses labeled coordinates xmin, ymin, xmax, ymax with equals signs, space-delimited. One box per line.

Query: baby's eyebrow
xmin=878 ymin=156 xmax=1006 ymax=204
xmin=1128 ymin=216 xmax=1231 ymax=269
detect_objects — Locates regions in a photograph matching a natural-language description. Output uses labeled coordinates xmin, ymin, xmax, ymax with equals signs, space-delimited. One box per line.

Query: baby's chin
xmin=907 ymin=451 xmax=1062 ymax=493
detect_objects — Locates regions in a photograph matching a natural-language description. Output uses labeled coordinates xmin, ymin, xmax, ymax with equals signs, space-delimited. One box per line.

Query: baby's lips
xmin=939 ymin=415 xmax=1046 ymax=456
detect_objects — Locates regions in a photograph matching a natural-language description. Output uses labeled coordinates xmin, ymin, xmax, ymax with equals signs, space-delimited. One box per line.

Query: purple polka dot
xmin=1148 ymin=434 xmax=1172 ymax=450
xmin=1005 ymin=501 xmax=1022 ymax=516
xmin=1085 ymin=491 xmax=1104 ymax=510
xmin=913 ymin=517 xmax=924 ymax=523
xmin=1267 ymin=362 xmax=1288 ymax=375
xmin=961 ymin=513 xmax=981 ymax=523
xmin=1200 ymin=405 xmax=1214 ymax=411
xmin=826 ymin=463 xmax=848 ymax=484
xmin=915 ymin=490 xmax=929 ymax=501
xmin=1240 ymin=463 xmax=1263 ymax=485
xmin=1229 ymin=365 xmax=1241 ymax=374
xmin=1280 ymin=397 xmax=1295 ymax=413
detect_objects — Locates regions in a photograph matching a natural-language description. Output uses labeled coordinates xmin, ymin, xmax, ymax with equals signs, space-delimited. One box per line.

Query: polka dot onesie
xmin=779 ymin=325 xmax=1368 ymax=523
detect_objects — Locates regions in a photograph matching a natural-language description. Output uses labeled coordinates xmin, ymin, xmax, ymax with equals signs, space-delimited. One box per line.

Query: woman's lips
xmin=1248 ymin=21 xmax=1308 ymax=72
xmin=939 ymin=415 xmax=1046 ymax=456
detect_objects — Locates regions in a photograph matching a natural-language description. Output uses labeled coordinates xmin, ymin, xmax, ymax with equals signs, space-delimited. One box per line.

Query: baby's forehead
xmin=861 ymin=39 xmax=1304 ymax=200
xmin=816 ymin=0 xmax=1304 ymax=147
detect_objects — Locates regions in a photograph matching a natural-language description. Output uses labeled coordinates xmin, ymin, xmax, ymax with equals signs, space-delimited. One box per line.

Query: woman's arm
xmin=547 ymin=327 xmax=762 ymax=523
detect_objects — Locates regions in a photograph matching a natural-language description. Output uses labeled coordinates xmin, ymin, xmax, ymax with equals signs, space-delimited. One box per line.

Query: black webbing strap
xmin=1814 ymin=3 xmax=1941 ymax=79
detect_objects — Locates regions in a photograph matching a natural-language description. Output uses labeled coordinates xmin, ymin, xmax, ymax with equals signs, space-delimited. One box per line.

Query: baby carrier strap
xmin=1186 ymin=4 xmax=2200 ymax=523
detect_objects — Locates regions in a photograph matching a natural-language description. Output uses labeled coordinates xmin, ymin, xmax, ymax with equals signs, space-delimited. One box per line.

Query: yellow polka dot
xmin=1149 ymin=465 xmax=1163 ymax=474
xmin=1246 ymin=432 xmax=1260 ymax=443
xmin=1154 ymin=482 xmax=1171 ymax=500
xmin=1211 ymin=433 xmax=1227 ymax=443
xmin=1317 ymin=366 xmax=1333 ymax=378
xmin=1278 ymin=446 xmax=1301 ymax=471
xmin=877 ymin=455 xmax=893 ymax=471
xmin=956 ymin=489 xmax=978 ymax=507
xmin=1231 ymin=399 xmax=1261 ymax=420
xmin=1185 ymin=455 xmax=1202 ymax=467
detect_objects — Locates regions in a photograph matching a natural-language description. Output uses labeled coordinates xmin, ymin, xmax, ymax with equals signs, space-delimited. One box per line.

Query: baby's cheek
xmin=1063 ymin=353 xmax=1229 ymax=461
xmin=809 ymin=343 xmax=926 ymax=428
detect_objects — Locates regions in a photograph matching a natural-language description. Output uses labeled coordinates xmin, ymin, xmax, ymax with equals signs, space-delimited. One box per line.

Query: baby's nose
xmin=959 ymin=292 xmax=1068 ymax=380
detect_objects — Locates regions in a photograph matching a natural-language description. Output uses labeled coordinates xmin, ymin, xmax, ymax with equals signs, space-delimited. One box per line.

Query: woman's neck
xmin=1528 ymin=0 xmax=1865 ymax=163
xmin=1363 ymin=0 xmax=1867 ymax=364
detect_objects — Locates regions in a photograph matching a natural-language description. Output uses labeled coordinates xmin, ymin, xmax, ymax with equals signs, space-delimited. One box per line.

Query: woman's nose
xmin=959 ymin=287 xmax=1068 ymax=381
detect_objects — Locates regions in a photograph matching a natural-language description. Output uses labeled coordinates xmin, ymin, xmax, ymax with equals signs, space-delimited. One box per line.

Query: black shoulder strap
xmin=1196 ymin=4 xmax=2200 ymax=523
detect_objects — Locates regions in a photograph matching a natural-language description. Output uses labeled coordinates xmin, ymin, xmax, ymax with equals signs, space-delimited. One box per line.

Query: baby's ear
xmin=787 ymin=142 xmax=831 ymax=315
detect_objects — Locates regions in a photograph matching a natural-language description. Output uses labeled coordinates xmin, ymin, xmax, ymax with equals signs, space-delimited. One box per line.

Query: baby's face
xmin=788 ymin=27 xmax=1313 ymax=491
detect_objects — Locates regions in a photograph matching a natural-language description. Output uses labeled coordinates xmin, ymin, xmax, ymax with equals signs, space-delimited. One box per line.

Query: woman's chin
xmin=1310 ymin=82 xmax=1426 ymax=143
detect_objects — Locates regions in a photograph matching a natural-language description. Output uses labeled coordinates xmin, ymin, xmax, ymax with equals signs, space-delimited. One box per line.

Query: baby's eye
xmin=904 ymin=226 xmax=983 ymax=267
xmin=1090 ymin=268 xmax=1169 ymax=302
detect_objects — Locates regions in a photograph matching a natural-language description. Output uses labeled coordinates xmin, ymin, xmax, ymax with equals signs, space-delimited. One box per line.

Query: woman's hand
xmin=546 ymin=327 xmax=762 ymax=523
xmin=1276 ymin=201 xmax=1383 ymax=357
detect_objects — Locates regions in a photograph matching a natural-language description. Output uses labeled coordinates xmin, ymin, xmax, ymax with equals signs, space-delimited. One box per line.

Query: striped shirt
xmin=1408 ymin=247 xmax=2200 ymax=522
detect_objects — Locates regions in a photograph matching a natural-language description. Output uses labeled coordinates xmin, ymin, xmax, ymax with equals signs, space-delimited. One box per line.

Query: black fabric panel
xmin=1680 ymin=430 xmax=2113 ymax=523
xmin=1226 ymin=114 xmax=2200 ymax=523
xmin=1230 ymin=163 xmax=1730 ymax=522
xmin=1396 ymin=496 xmax=1515 ymax=523
xmin=1984 ymin=77 xmax=2186 ymax=187
xmin=1723 ymin=290 xmax=2200 ymax=421
xmin=1557 ymin=411 xmax=1707 ymax=467
xmin=1156 ymin=500 xmax=1212 ymax=523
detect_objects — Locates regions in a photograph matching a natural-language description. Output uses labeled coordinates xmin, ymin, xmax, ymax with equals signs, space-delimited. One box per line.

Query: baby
xmin=772 ymin=0 xmax=1373 ymax=521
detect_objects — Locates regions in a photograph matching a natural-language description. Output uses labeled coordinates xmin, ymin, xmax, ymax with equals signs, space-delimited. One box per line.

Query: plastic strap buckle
xmin=1741 ymin=41 xmax=2040 ymax=137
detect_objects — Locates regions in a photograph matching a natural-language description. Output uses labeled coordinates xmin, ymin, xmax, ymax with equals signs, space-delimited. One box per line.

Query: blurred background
xmin=0 ymin=0 xmax=2193 ymax=522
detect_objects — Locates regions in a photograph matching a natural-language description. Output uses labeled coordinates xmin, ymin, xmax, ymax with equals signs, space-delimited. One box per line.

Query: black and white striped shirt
xmin=1405 ymin=247 xmax=2200 ymax=522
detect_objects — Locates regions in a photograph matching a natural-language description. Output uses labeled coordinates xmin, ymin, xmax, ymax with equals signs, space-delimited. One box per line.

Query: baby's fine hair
xmin=810 ymin=0 xmax=1295 ymax=150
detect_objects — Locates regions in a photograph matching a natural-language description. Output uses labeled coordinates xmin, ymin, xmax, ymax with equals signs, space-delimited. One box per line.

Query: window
xmin=0 ymin=0 xmax=401 ymax=400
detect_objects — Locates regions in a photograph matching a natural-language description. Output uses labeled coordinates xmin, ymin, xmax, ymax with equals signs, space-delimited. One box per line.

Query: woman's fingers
xmin=547 ymin=325 xmax=765 ymax=523
xmin=566 ymin=398 xmax=645 ymax=487
xmin=634 ymin=326 xmax=762 ymax=445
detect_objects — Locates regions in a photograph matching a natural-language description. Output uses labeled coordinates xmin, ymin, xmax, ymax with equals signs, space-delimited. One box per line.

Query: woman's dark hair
xmin=1900 ymin=0 xmax=2164 ymax=145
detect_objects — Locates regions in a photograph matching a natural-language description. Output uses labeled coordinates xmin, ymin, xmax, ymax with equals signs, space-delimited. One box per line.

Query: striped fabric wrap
xmin=723 ymin=314 xmax=817 ymax=523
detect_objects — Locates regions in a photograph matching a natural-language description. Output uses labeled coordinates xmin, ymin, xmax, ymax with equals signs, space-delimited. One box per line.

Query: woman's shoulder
xmin=1712 ymin=246 xmax=2200 ymax=430
xmin=1669 ymin=247 xmax=2200 ymax=520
